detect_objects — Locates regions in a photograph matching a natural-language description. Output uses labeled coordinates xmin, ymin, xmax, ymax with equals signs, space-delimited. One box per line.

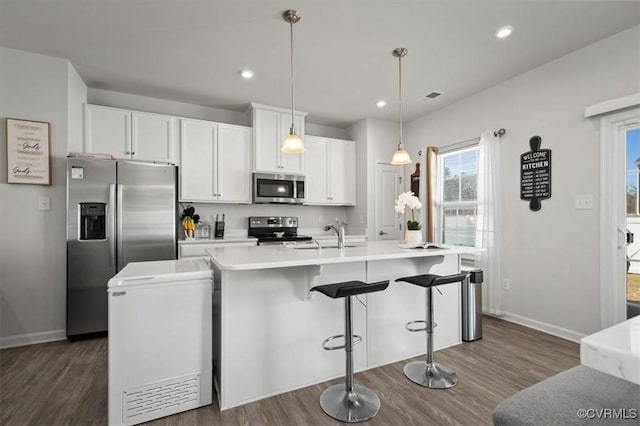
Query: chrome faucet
xmin=324 ymin=218 xmax=347 ymax=249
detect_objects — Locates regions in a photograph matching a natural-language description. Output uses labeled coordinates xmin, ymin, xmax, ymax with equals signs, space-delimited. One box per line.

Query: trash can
xmin=462 ymin=268 xmax=483 ymax=342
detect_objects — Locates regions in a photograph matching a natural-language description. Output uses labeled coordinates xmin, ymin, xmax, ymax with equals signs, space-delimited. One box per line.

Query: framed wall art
xmin=6 ymin=118 xmax=51 ymax=185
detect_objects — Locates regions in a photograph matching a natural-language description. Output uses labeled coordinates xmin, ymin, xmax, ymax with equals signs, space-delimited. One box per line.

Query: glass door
xmin=625 ymin=127 xmax=640 ymax=319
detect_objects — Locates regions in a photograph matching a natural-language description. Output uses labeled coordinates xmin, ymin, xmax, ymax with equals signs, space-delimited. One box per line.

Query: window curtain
xmin=476 ymin=131 xmax=504 ymax=316
xmin=425 ymin=147 xmax=438 ymax=242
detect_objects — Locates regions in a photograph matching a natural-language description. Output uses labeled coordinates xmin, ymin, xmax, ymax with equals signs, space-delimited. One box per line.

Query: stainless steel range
xmin=248 ymin=216 xmax=312 ymax=246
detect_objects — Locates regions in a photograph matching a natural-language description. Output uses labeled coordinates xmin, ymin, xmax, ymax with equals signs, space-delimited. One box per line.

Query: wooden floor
xmin=0 ymin=316 xmax=579 ymax=425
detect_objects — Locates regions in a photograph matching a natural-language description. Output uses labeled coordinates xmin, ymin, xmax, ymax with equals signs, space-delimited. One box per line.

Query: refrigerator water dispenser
xmin=79 ymin=202 xmax=106 ymax=240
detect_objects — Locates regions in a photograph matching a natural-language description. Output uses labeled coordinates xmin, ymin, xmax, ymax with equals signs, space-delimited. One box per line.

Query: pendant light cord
xmin=290 ymin=20 xmax=295 ymax=130
xmin=398 ymin=53 xmax=403 ymax=147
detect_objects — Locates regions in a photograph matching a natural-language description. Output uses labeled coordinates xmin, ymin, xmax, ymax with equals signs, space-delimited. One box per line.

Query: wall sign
xmin=6 ymin=118 xmax=51 ymax=185
xmin=520 ymin=135 xmax=551 ymax=211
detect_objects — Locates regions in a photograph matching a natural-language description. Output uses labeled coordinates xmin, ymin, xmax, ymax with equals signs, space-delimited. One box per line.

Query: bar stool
xmin=396 ymin=273 xmax=468 ymax=389
xmin=311 ymin=280 xmax=390 ymax=423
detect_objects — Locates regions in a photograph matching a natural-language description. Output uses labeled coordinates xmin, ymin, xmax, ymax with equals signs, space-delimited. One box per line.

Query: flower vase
xmin=404 ymin=230 xmax=422 ymax=244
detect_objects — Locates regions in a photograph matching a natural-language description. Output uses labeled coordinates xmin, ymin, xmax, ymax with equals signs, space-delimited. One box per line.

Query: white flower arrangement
xmin=395 ymin=191 xmax=422 ymax=230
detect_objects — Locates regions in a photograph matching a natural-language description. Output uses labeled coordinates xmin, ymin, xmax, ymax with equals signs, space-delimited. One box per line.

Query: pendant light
xmin=390 ymin=47 xmax=412 ymax=165
xmin=281 ymin=9 xmax=305 ymax=153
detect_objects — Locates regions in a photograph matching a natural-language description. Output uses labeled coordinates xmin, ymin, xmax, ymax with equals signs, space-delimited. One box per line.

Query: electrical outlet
xmin=502 ymin=278 xmax=510 ymax=290
xmin=575 ymin=194 xmax=593 ymax=210
xmin=38 ymin=196 xmax=51 ymax=211
xmin=318 ymin=215 xmax=323 ymax=223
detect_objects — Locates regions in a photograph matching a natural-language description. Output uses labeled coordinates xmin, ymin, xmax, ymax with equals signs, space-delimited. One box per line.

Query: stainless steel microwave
xmin=252 ymin=173 xmax=305 ymax=204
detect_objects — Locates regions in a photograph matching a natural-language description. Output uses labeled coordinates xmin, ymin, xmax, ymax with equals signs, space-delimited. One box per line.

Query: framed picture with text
xmin=6 ymin=118 xmax=51 ymax=185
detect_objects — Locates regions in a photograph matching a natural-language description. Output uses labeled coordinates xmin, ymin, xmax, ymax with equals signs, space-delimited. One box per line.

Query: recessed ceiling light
xmin=495 ymin=25 xmax=514 ymax=39
xmin=240 ymin=69 xmax=254 ymax=79
xmin=376 ymin=100 xmax=386 ymax=108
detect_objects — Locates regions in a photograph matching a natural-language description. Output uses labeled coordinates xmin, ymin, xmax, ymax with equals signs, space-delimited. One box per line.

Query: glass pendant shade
xmin=390 ymin=146 xmax=412 ymax=165
xmin=281 ymin=130 xmax=305 ymax=153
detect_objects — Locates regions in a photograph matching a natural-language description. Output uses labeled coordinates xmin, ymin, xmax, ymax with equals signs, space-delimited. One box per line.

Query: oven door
xmin=253 ymin=174 xmax=301 ymax=204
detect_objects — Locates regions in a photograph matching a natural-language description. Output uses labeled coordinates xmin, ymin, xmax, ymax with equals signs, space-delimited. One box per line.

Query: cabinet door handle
xmin=379 ymin=231 xmax=388 ymax=236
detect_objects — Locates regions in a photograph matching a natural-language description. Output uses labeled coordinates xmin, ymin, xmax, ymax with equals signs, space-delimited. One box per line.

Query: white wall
xmin=88 ymin=88 xmax=350 ymax=140
xmin=404 ymin=25 xmax=640 ymax=339
xmin=0 ymin=47 xmax=87 ymax=348
xmin=88 ymin=88 xmax=248 ymax=126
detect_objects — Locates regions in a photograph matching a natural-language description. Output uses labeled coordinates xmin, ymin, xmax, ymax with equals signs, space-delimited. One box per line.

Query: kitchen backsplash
xmin=184 ymin=203 xmax=350 ymax=235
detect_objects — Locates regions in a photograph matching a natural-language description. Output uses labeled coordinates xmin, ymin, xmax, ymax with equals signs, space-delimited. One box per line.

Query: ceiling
xmin=1 ymin=1 xmax=639 ymax=128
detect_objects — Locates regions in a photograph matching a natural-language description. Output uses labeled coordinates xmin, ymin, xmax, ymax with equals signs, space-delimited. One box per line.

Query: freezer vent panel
xmin=122 ymin=374 xmax=200 ymax=424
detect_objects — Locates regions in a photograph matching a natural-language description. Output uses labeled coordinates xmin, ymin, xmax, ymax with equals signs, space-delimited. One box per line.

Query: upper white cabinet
xmin=131 ymin=111 xmax=176 ymax=163
xmin=84 ymin=104 xmax=176 ymax=163
xmin=305 ymin=135 xmax=356 ymax=206
xmin=180 ymin=118 xmax=251 ymax=204
xmin=84 ymin=105 xmax=131 ymax=158
xmin=249 ymin=103 xmax=307 ymax=174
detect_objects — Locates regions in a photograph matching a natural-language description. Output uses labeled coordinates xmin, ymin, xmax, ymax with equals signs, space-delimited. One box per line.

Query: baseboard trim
xmin=0 ymin=329 xmax=66 ymax=350
xmin=488 ymin=311 xmax=586 ymax=343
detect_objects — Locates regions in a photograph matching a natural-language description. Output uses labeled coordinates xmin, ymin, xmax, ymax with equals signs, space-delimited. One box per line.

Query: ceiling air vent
xmin=425 ymin=91 xmax=442 ymax=99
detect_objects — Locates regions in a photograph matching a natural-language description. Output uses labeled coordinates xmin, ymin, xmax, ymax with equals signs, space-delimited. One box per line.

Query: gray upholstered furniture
xmin=493 ymin=365 xmax=640 ymax=426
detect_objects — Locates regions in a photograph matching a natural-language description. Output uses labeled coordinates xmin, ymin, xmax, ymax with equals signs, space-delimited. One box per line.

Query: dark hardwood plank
xmin=0 ymin=316 xmax=579 ymax=425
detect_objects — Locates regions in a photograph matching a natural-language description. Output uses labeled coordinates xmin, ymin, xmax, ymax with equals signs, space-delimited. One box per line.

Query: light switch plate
xmin=575 ymin=194 xmax=593 ymax=210
xmin=38 ymin=196 xmax=51 ymax=211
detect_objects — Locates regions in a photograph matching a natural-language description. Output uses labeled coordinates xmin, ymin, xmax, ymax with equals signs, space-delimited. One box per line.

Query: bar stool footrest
xmin=322 ymin=334 xmax=363 ymax=351
xmin=405 ymin=320 xmax=437 ymax=332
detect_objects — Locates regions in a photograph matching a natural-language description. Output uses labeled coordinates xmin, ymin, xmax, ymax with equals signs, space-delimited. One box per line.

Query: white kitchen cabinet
xmin=249 ymin=103 xmax=307 ymax=174
xmin=84 ymin=104 xmax=131 ymax=158
xmin=84 ymin=104 xmax=176 ymax=163
xmin=304 ymin=135 xmax=356 ymax=205
xmin=180 ymin=118 xmax=251 ymax=204
xmin=131 ymin=111 xmax=176 ymax=163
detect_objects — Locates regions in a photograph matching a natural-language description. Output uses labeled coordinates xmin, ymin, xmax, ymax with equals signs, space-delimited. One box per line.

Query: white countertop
xmin=107 ymin=259 xmax=213 ymax=288
xmin=580 ymin=315 xmax=640 ymax=385
xmin=179 ymin=236 xmax=257 ymax=244
xmin=206 ymin=241 xmax=481 ymax=271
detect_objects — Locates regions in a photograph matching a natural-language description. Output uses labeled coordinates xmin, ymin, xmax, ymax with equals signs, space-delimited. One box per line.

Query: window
xmin=437 ymin=146 xmax=479 ymax=247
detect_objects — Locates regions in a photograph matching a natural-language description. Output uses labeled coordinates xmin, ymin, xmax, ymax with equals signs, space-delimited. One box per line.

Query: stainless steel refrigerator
xmin=66 ymin=158 xmax=177 ymax=338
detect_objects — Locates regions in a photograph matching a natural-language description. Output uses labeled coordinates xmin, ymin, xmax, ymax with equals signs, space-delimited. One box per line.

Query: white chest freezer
xmin=107 ymin=259 xmax=213 ymax=426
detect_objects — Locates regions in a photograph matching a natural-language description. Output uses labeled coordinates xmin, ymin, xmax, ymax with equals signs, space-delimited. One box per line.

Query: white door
xmin=625 ymin=126 xmax=640 ymax=319
xmin=600 ymin=107 xmax=640 ymax=328
xmin=375 ymin=163 xmax=402 ymax=240
xmin=131 ymin=111 xmax=175 ymax=163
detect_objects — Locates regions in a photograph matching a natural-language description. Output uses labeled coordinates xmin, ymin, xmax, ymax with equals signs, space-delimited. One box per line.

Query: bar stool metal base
xmin=403 ymin=361 xmax=458 ymax=389
xmin=319 ymin=383 xmax=381 ymax=423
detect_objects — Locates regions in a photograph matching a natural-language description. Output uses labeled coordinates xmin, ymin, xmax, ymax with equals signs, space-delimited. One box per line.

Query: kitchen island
xmin=207 ymin=241 xmax=481 ymax=410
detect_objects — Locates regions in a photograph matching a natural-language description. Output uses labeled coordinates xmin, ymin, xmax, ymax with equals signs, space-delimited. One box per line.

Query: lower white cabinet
xmin=305 ymin=135 xmax=356 ymax=205
xmin=180 ymin=119 xmax=251 ymax=203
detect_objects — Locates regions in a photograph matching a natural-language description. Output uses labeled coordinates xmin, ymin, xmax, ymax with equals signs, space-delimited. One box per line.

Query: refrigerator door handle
xmin=108 ymin=184 xmax=116 ymax=267
xmin=117 ymin=184 xmax=124 ymax=271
